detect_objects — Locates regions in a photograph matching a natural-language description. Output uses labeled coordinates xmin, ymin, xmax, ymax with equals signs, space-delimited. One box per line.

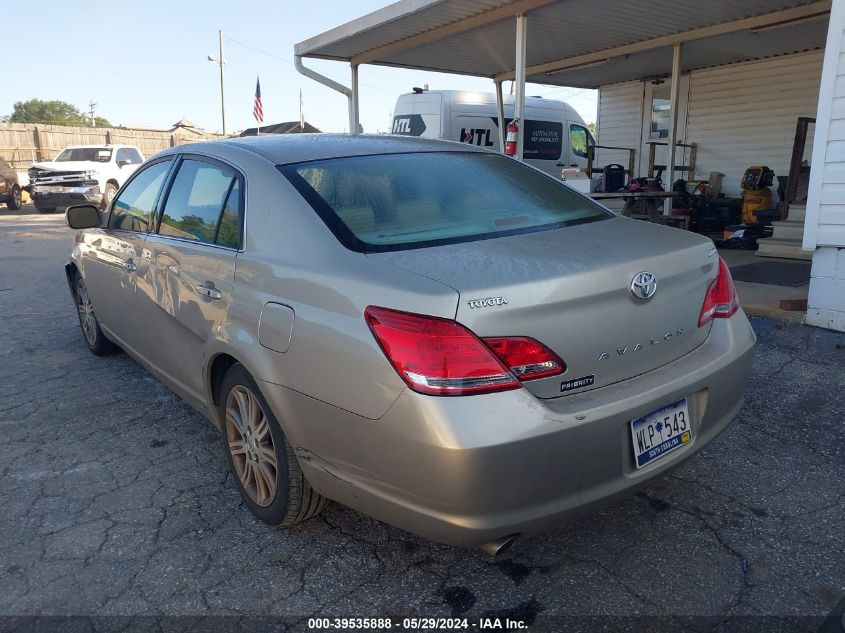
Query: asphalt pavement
xmin=0 ymin=205 xmax=843 ymax=633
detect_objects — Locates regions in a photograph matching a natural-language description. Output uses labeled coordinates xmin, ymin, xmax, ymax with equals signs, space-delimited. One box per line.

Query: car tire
xmin=72 ymin=273 xmax=120 ymax=356
xmin=101 ymin=183 xmax=118 ymax=211
xmin=220 ymin=363 xmax=327 ymax=526
xmin=35 ymin=204 xmax=56 ymax=214
xmin=7 ymin=186 xmax=21 ymax=211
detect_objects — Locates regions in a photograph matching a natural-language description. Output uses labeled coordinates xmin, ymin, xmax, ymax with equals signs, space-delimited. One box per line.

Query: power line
xmin=227 ymin=38 xmax=401 ymax=96
xmin=535 ymin=86 xmax=595 ymax=101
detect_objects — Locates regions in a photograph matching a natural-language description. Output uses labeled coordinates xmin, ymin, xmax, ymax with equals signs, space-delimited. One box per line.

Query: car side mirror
xmin=66 ymin=205 xmax=102 ymax=229
xmin=117 ymin=159 xmax=131 ymax=167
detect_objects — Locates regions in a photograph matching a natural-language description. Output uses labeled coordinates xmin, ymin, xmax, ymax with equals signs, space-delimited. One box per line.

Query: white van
xmin=391 ymin=89 xmax=594 ymax=178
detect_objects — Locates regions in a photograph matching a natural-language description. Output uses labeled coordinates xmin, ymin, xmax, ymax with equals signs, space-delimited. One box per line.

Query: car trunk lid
xmin=367 ymin=216 xmax=718 ymax=398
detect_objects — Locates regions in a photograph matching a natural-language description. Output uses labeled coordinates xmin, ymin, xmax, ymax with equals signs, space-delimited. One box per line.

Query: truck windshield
xmin=279 ymin=151 xmax=610 ymax=253
xmin=55 ymin=148 xmax=112 ymax=162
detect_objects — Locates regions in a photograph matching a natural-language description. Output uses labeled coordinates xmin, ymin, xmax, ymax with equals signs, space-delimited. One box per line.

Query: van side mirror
xmin=66 ymin=205 xmax=102 ymax=229
xmin=117 ymin=159 xmax=131 ymax=167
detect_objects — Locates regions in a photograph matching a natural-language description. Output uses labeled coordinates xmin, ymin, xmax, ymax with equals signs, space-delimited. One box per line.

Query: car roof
xmin=163 ymin=134 xmax=489 ymax=166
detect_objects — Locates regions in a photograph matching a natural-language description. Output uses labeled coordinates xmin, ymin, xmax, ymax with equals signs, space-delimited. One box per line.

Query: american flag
xmin=253 ymin=76 xmax=264 ymax=124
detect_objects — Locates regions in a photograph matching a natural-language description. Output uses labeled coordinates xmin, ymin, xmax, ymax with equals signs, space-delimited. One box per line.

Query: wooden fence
xmin=0 ymin=123 xmax=225 ymax=170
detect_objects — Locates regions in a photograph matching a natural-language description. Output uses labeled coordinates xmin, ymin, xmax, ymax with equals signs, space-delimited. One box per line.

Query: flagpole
xmin=255 ymin=75 xmax=262 ymax=136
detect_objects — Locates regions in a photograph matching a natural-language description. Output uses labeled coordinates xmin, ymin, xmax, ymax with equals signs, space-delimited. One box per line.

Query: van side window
xmin=570 ymin=124 xmax=591 ymax=159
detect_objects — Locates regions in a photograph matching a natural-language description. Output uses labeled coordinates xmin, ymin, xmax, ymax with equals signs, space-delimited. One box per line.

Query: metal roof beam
xmin=350 ymin=0 xmax=557 ymax=66
xmin=296 ymin=0 xmax=444 ymax=58
xmin=494 ymin=0 xmax=831 ymax=81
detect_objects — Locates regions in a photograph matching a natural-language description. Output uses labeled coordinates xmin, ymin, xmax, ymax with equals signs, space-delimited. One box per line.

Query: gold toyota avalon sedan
xmin=64 ymin=135 xmax=756 ymax=554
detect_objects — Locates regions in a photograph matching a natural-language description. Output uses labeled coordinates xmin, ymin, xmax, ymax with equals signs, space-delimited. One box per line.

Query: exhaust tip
xmin=479 ymin=533 xmax=520 ymax=556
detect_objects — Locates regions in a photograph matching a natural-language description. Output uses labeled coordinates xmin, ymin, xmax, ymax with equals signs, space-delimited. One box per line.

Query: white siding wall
xmin=805 ymin=1 xmax=845 ymax=249
xmin=686 ymin=51 xmax=823 ymax=196
xmin=596 ymin=81 xmax=643 ymax=169
xmin=805 ymin=0 xmax=845 ymax=332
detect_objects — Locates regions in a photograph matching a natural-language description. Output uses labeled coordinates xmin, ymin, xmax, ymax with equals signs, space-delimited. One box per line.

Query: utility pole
xmin=88 ymin=100 xmax=97 ymax=127
xmin=208 ymin=30 xmax=227 ymax=135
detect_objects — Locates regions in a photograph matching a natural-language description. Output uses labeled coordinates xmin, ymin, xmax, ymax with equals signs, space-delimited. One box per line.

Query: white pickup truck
xmin=28 ymin=144 xmax=144 ymax=213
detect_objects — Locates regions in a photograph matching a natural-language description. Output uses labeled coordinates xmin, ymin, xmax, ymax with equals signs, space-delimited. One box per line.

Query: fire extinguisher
xmin=505 ymin=119 xmax=519 ymax=156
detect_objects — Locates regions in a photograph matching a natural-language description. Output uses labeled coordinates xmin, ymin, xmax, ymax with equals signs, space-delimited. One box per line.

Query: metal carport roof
xmin=296 ymin=0 xmax=829 ymax=87
xmin=295 ymin=0 xmax=830 ymax=178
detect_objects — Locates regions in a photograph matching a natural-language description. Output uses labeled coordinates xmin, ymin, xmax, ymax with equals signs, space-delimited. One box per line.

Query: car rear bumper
xmin=31 ymin=185 xmax=101 ymax=209
xmin=260 ymin=311 xmax=756 ymax=548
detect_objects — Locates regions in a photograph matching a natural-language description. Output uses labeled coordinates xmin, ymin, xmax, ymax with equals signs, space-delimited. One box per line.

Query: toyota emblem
xmin=630 ymin=272 xmax=658 ymax=301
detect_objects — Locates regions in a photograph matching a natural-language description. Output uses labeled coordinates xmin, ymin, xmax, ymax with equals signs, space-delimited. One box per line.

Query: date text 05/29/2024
xmin=307 ymin=617 xmax=529 ymax=630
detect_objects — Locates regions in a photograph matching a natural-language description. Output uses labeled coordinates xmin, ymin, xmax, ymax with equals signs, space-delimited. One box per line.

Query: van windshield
xmin=279 ymin=152 xmax=610 ymax=253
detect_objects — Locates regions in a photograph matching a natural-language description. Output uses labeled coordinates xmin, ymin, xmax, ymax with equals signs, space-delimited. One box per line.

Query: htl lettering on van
xmin=391 ymin=89 xmax=594 ymax=178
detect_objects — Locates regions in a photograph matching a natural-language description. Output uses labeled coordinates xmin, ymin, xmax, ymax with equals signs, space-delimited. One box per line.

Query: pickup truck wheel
xmin=101 ymin=183 xmax=118 ymax=210
xmin=7 ymin=186 xmax=21 ymax=211
xmin=73 ymin=274 xmax=119 ymax=356
xmin=221 ymin=364 xmax=327 ymax=526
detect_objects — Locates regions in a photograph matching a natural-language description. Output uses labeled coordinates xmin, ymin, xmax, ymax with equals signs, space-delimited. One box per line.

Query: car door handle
xmin=125 ymin=260 xmax=137 ymax=273
xmin=195 ymin=284 xmax=222 ymax=300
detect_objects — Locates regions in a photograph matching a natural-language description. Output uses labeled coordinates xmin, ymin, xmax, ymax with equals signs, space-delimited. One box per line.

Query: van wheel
xmin=220 ymin=364 xmax=326 ymax=526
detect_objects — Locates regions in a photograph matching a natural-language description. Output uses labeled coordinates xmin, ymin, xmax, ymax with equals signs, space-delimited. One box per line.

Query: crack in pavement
xmin=1 ymin=211 xmax=843 ymax=622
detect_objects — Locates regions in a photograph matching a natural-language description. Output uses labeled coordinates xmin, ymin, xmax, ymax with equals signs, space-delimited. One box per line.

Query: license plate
xmin=630 ymin=398 xmax=692 ymax=468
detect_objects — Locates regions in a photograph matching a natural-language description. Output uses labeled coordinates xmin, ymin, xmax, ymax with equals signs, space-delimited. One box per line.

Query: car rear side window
xmin=280 ymin=152 xmax=610 ymax=253
xmin=108 ymin=160 xmax=172 ymax=232
xmin=158 ymin=159 xmax=241 ymax=247
xmin=214 ymin=180 xmax=241 ymax=249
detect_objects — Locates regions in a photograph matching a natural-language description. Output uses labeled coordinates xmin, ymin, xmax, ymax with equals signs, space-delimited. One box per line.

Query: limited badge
xmin=560 ymin=375 xmax=595 ymax=393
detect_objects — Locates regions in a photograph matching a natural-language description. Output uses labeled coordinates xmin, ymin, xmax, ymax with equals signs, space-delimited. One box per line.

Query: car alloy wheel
xmin=75 ymin=278 xmax=98 ymax=346
xmin=225 ymin=385 xmax=278 ymax=507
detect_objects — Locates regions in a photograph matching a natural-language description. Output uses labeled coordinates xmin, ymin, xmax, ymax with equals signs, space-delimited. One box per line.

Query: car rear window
xmin=279 ymin=152 xmax=610 ymax=253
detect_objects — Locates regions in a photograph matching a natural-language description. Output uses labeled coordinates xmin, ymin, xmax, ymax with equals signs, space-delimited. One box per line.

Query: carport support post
xmin=664 ymin=42 xmax=682 ymax=214
xmin=514 ymin=11 xmax=527 ymax=160
xmin=350 ymin=63 xmax=360 ymax=134
xmin=494 ymin=80 xmax=506 ymax=153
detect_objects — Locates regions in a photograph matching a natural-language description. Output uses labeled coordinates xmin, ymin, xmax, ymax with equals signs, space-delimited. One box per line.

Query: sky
xmin=2 ymin=0 xmax=597 ymax=135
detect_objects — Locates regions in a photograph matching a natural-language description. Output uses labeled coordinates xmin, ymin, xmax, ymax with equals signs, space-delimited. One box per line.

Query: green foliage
xmin=570 ymin=126 xmax=588 ymax=158
xmin=216 ymin=207 xmax=240 ymax=249
xmin=6 ymin=99 xmax=111 ymax=127
xmin=160 ymin=213 xmax=216 ymax=242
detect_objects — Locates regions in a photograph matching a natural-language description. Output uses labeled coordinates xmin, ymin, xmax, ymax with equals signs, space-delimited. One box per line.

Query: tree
xmin=6 ymin=99 xmax=111 ymax=127
xmin=587 ymin=122 xmax=597 ymax=138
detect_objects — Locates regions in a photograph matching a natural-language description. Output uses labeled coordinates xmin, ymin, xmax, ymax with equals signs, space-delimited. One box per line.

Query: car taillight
xmin=698 ymin=256 xmax=739 ymax=327
xmin=364 ymin=306 xmax=520 ymax=396
xmin=482 ymin=336 xmax=565 ymax=380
